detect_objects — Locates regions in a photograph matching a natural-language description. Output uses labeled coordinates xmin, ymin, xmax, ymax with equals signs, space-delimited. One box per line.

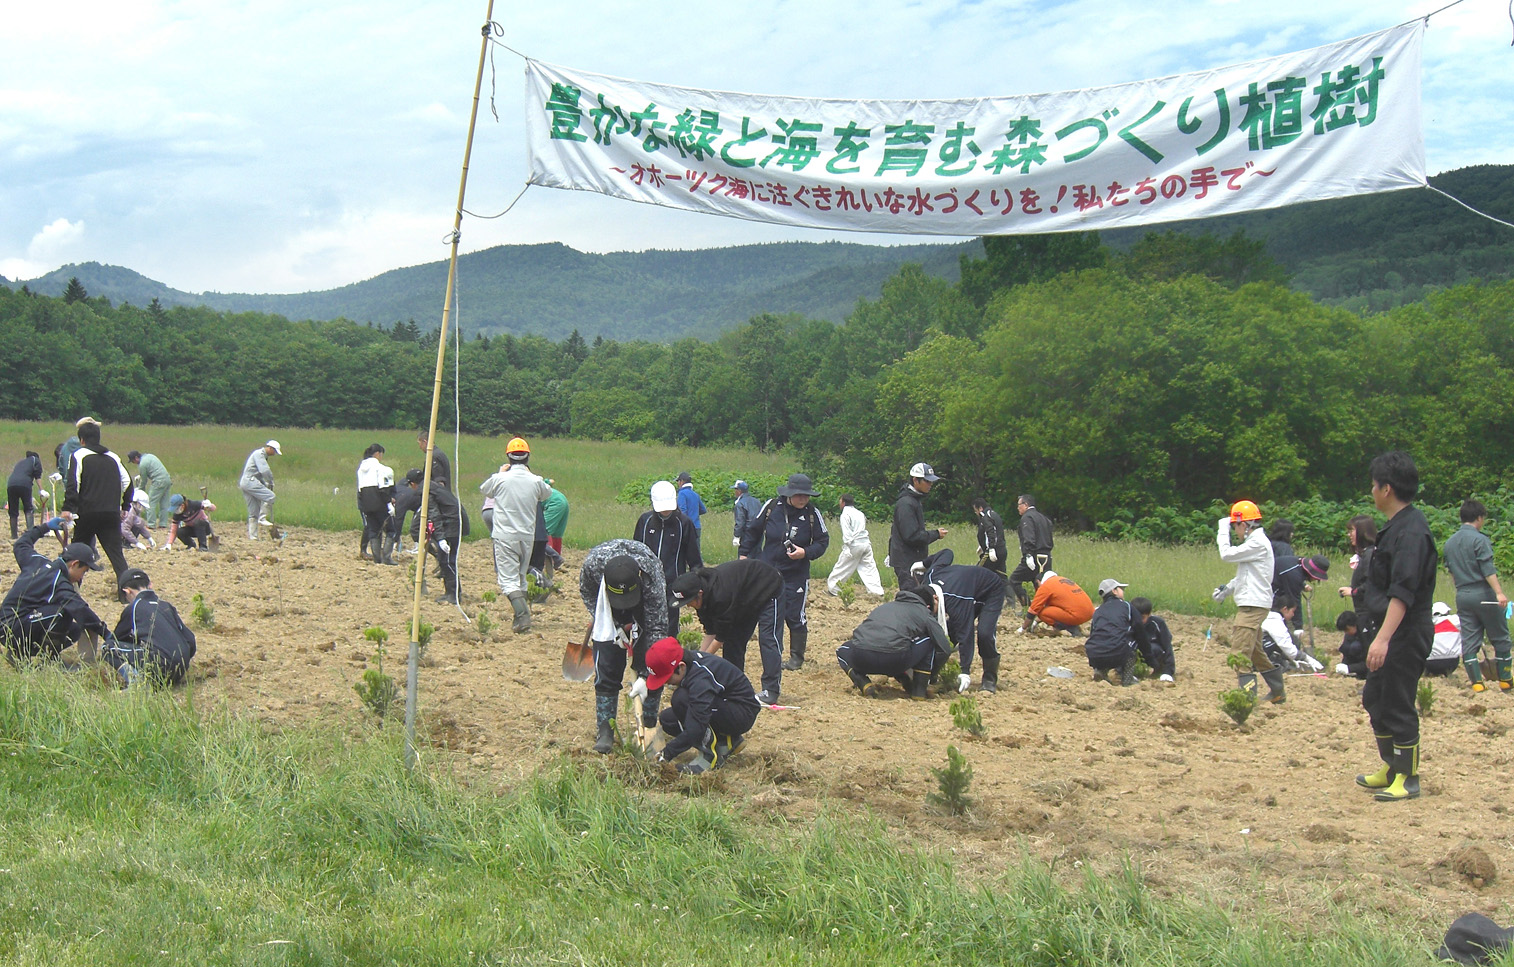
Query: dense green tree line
xmin=4 ymin=233 xmax=1512 ymax=527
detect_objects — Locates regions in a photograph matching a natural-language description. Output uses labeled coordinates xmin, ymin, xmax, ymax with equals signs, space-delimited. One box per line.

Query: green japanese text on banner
xmin=525 ymin=23 xmax=1424 ymax=235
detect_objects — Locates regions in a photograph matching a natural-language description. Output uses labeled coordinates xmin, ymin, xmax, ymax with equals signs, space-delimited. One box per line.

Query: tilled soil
xmin=14 ymin=528 xmax=1514 ymax=933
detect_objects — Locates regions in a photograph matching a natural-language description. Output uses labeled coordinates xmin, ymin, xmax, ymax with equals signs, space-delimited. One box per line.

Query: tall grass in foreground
xmin=0 ymin=671 xmax=1428 ymax=966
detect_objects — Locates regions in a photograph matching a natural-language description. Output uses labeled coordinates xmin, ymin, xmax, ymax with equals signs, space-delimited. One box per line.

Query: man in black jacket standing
xmin=1009 ymin=494 xmax=1054 ymax=609
xmin=669 ymin=559 xmax=783 ymax=703
xmin=2 ymin=521 xmax=108 ymax=662
xmin=61 ymin=420 xmax=132 ymax=578
xmin=739 ymin=473 xmax=829 ymax=694
xmin=106 ymin=567 xmax=196 ymax=686
xmin=836 ymin=585 xmax=951 ymax=700
xmin=972 ymin=497 xmax=1008 ymax=580
xmin=888 ymin=462 xmax=948 ymax=593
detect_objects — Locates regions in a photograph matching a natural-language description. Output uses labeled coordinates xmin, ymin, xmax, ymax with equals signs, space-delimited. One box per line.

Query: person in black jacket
xmin=644 ymin=637 xmax=761 ymax=775
xmin=8 ymin=451 xmax=43 ymax=539
xmin=166 ymin=494 xmax=218 ymax=551
xmin=356 ymin=444 xmax=396 ymax=565
xmin=971 ymin=497 xmax=1008 ymax=579
xmin=1084 ymin=578 xmax=1150 ymax=685
xmin=635 ymin=480 xmax=703 ymax=633
xmin=920 ymin=549 xmax=1007 ymax=694
xmin=61 ymin=421 xmax=132 ymax=577
xmin=396 ymin=468 xmax=462 ymax=604
xmin=1 ymin=521 xmax=108 ymax=662
xmin=1009 ymin=494 xmax=1054 ymax=609
xmin=1130 ymin=596 xmax=1176 ymax=682
xmin=888 ymin=463 xmax=948 ymax=592
xmin=739 ymin=473 xmax=829 ymax=693
xmin=836 ymin=585 xmax=951 ymax=700
xmin=1335 ymin=610 xmax=1368 ymax=679
xmin=670 ymin=559 xmax=783 ymax=701
xmin=578 ymin=540 xmax=669 ymax=754
xmin=105 ymin=567 xmax=196 ymax=686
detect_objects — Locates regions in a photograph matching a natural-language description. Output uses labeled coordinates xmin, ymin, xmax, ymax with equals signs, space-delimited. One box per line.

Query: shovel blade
xmin=562 ymin=640 xmax=594 ymax=682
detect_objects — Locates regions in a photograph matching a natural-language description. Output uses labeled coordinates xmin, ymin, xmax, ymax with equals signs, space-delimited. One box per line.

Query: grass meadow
xmin=3 ymin=419 xmax=1460 ymax=622
xmin=0 ymin=672 xmax=1435 ymax=966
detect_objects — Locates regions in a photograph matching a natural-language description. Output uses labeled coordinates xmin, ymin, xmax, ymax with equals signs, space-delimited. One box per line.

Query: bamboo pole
xmin=407 ymin=0 xmax=497 ymax=771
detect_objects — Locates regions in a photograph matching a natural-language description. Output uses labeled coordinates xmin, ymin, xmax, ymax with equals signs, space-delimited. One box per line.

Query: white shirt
xmin=1217 ymin=520 xmax=1274 ymax=609
xmin=839 ymin=505 xmax=870 ymax=547
xmin=1261 ymin=610 xmax=1301 ymax=660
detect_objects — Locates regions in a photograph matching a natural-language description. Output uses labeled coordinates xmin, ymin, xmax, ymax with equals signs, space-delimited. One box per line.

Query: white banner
xmin=525 ymin=24 xmax=1424 ymax=235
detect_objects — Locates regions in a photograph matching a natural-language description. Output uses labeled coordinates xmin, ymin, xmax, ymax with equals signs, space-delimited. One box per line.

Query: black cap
xmin=60 ymin=543 xmax=104 ymax=571
xmin=602 ymin=555 xmax=642 ymax=608
xmin=118 ymin=567 xmax=151 ymax=602
xmin=669 ymin=570 xmax=705 ymax=606
xmin=675 ymin=471 xmax=692 ymax=484
xmin=405 ymin=468 xmax=425 ymax=485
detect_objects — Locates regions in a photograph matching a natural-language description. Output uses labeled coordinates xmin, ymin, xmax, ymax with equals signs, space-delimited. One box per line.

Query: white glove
xmin=957 ymin=673 xmax=971 ymax=693
xmin=628 ymin=677 xmax=648 ymax=701
xmin=1025 ymin=555 xmax=1036 ymax=570
xmin=161 ymin=542 xmax=174 ymax=552
xmin=1335 ymin=663 xmax=1350 ymax=675
xmin=988 ymin=548 xmax=997 ymax=563
xmin=732 ymin=537 xmax=740 ymax=546
xmin=133 ymin=541 xmax=147 ymax=551
xmin=1303 ymin=655 xmax=1324 ymax=672
xmin=49 ymin=472 xmax=62 ymax=482
xmin=37 ymin=489 xmax=48 ymax=500
xmin=437 ymin=540 xmax=450 ymax=553
xmin=1212 ymin=584 xmax=1232 ymax=603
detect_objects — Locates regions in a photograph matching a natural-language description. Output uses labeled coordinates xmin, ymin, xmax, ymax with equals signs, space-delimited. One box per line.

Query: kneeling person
xmin=669 ymin=559 xmax=783 ymax=698
xmin=1084 ymin=579 xmax=1150 ymax=686
xmin=106 ymin=568 xmax=196 ymax=686
xmin=1130 ymin=597 xmax=1176 ymax=683
xmin=836 ymin=585 xmax=950 ymax=700
xmin=645 ymin=637 xmax=761 ymax=775
xmin=1 ymin=521 xmax=109 ymax=662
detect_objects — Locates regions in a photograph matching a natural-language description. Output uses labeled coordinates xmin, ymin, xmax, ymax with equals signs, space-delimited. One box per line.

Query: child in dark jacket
xmin=1335 ymin=610 xmax=1368 ymax=679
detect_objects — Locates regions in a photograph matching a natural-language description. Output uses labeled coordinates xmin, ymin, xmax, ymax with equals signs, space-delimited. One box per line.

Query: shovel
xmin=563 ymin=639 xmax=594 ymax=682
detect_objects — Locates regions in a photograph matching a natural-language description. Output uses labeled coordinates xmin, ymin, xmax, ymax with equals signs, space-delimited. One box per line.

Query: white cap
xmin=1041 ymin=570 xmax=1057 ymax=580
xmin=1098 ymin=578 xmax=1128 ymax=596
xmin=1432 ymin=601 xmax=1451 ymax=618
xmin=132 ymin=488 xmax=149 ymax=507
xmin=265 ymin=440 xmax=282 ymax=454
xmin=650 ymin=480 xmax=677 ymax=512
xmin=909 ymin=462 xmax=941 ymax=482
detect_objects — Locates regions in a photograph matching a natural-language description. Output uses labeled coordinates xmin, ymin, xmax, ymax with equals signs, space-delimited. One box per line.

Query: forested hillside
xmin=8 ymin=164 xmax=1511 ymax=339
xmin=6 ymin=229 xmax=1513 ymax=527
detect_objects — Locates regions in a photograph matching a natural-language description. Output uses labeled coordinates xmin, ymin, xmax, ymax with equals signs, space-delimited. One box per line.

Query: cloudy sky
xmin=2 ymin=0 xmax=1508 ymax=294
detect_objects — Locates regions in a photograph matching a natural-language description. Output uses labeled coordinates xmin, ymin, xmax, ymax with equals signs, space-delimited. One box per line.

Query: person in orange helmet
xmin=479 ymin=437 xmax=551 ymax=631
xmin=1216 ymin=499 xmax=1281 ymax=703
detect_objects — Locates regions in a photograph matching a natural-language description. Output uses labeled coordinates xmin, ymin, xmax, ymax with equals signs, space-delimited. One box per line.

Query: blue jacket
xmin=676 ymin=485 xmax=707 ymax=531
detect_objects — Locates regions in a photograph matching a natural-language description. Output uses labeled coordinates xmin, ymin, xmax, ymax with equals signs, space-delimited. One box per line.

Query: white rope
xmin=1426 ymin=185 xmax=1514 ymax=231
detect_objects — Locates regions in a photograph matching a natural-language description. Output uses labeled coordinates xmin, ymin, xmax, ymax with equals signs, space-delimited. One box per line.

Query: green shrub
xmin=1219 ymin=687 xmax=1258 ymax=726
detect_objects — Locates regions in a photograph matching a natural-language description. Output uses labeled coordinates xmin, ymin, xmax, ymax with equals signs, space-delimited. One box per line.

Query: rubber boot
xmin=1466 ymin=654 xmax=1486 ymax=691
xmin=247 ymin=518 xmax=258 ymax=541
xmin=508 ymin=591 xmax=532 ymax=633
xmin=782 ymin=627 xmax=807 ymax=671
xmin=1260 ymin=667 xmax=1286 ymax=703
xmin=592 ymin=694 xmax=616 ymax=754
xmin=1375 ymin=742 xmax=1421 ymax=801
xmin=846 ymin=667 xmax=876 ymax=696
xmin=1498 ymin=654 xmax=1513 ymax=689
xmin=1355 ymin=734 xmax=1396 ymax=789
xmin=360 ymin=532 xmax=372 ymax=561
xmin=368 ymin=533 xmax=383 ymax=565
xmin=380 ymin=534 xmax=397 ymax=565
xmin=980 ymin=657 xmax=1000 ymax=694
xmin=910 ymin=669 xmax=930 ymax=701
xmin=1118 ymin=651 xmax=1138 ymax=686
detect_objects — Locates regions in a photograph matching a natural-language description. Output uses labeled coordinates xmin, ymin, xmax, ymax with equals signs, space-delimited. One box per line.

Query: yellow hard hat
xmin=506 ymin=436 xmax=530 ymax=454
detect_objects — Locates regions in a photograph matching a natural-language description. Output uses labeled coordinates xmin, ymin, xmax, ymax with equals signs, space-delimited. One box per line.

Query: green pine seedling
xmin=941 ymin=656 xmax=962 ymax=684
xmin=525 ymin=573 xmax=555 ymax=604
xmin=949 ymin=695 xmax=986 ymax=737
xmin=481 ymin=590 xmax=497 ymax=604
xmin=836 ymin=582 xmax=857 ymax=609
xmin=1417 ymin=680 xmax=1435 ymax=717
xmin=475 ymin=610 xmax=492 ymax=641
xmin=189 ymin=593 xmax=215 ymax=630
xmin=1219 ymin=687 xmax=1258 ymax=726
xmin=677 ymin=628 xmax=702 ymax=650
xmin=1133 ymin=658 xmax=1152 ymax=679
xmin=927 ymin=745 xmax=974 ymax=816
xmin=354 ymin=668 xmax=398 ymax=719
xmin=414 ymin=621 xmax=434 ymax=655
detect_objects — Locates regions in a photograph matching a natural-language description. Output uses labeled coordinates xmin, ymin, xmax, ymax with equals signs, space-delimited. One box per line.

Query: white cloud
xmin=0 ymin=258 xmax=49 ymax=282
xmin=27 ymin=218 xmax=85 ymax=259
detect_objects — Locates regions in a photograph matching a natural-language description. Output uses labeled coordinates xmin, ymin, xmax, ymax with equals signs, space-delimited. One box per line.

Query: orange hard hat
xmin=1229 ymin=499 xmax=1262 ymax=523
xmin=506 ymin=436 xmax=530 ymax=454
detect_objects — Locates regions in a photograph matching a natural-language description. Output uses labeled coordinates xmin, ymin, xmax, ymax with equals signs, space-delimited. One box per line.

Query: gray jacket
xmin=240 ymin=448 xmax=273 ymax=489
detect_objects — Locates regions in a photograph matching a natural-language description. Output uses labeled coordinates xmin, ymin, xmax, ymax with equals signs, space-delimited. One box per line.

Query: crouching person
xmin=578 ymin=540 xmax=668 ymax=754
xmin=105 ymin=567 xmax=196 ymax=686
xmin=1131 ymin=597 xmax=1177 ymax=683
xmin=835 ymin=585 xmax=950 ymax=700
xmin=1 ymin=520 xmax=109 ymax=663
xmin=1084 ymin=578 xmax=1149 ymax=686
xmin=644 ymin=637 xmax=761 ymax=775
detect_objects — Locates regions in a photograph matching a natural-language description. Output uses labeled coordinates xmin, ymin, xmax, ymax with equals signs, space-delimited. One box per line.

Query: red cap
xmin=644 ymin=637 xmax=684 ymax=690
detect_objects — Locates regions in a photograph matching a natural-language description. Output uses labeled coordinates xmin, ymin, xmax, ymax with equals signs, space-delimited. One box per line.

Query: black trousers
xmin=8 ymin=485 xmax=34 ymax=537
xmin=1362 ymin=615 xmax=1432 ymax=747
xmin=1138 ymin=637 xmax=1176 ymax=677
xmin=719 ymin=591 xmax=782 ymax=697
xmin=659 ymin=681 xmax=759 ymax=743
xmin=175 ymin=520 xmax=212 ymax=549
xmin=72 ymin=510 xmax=128 ymax=577
xmin=837 ymin=637 xmax=940 ymax=677
xmin=2 ymin=613 xmax=79 ymax=661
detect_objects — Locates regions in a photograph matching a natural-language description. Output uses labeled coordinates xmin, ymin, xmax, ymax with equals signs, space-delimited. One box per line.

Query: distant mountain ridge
xmin=8 ymin=164 xmax=1511 ymax=338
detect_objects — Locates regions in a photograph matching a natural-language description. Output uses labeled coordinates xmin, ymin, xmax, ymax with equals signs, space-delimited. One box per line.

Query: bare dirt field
xmin=15 ymin=527 xmax=1514 ymax=935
